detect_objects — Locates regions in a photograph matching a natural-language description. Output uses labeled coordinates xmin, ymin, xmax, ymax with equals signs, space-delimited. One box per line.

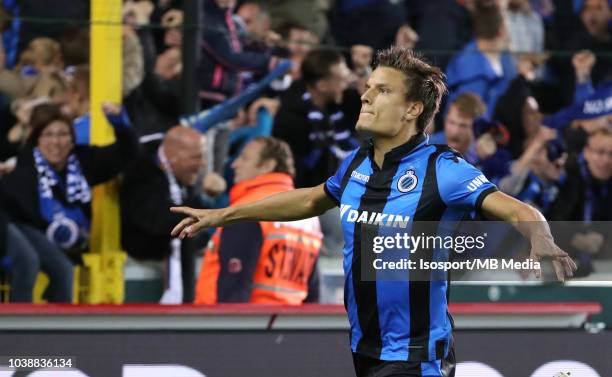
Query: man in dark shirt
xmin=121 ymin=126 xmax=225 ymax=303
xmin=273 ymin=49 xmax=361 ymax=188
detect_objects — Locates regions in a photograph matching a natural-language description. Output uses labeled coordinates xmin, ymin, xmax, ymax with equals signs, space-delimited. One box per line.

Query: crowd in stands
xmin=0 ymin=0 xmax=610 ymax=304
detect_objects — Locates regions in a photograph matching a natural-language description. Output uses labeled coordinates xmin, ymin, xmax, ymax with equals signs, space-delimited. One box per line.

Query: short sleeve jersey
xmin=324 ymin=133 xmax=497 ymax=361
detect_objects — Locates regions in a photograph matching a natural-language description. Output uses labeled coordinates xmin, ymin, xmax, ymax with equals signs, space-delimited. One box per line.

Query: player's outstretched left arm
xmin=170 ymin=183 xmax=335 ymax=239
xmin=480 ymin=191 xmax=577 ymax=281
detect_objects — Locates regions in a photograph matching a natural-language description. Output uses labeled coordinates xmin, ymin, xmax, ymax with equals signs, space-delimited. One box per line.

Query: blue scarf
xmin=33 ymin=148 xmax=91 ymax=249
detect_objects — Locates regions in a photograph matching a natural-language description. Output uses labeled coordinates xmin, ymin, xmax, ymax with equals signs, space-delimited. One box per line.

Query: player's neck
xmin=372 ymin=127 xmax=419 ymax=168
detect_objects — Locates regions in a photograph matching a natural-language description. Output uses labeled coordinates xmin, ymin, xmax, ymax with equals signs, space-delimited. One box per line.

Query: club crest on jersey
xmin=397 ymin=169 xmax=418 ymax=193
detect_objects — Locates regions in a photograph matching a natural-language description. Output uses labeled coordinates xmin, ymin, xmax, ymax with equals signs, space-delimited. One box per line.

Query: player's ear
xmin=403 ymin=101 xmax=424 ymax=121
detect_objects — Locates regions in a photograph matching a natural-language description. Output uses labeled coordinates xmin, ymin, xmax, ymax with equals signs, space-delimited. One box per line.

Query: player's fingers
xmin=561 ymin=255 xmax=577 ymax=277
xmin=552 ymin=259 xmax=566 ymax=282
xmin=187 ymin=220 xmax=208 ymax=237
xmin=171 ymin=217 xmax=196 ymax=237
xmin=183 ymin=220 xmax=205 ymax=238
xmin=539 ymin=245 xmax=568 ymax=259
xmin=170 ymin=206 xmax=199 ymax=217
xmin=552 ymin=246 xmax=569 ymax=258
xmin=530 ymin=254 xmax=542 ymax=279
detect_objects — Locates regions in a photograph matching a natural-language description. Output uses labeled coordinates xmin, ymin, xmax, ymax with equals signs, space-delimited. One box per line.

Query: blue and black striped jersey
xmin=324 ymin=133 xmax=497 ymax=362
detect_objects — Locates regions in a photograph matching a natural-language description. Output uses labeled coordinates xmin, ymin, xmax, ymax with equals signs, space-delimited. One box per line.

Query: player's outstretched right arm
xmin=170 ymin=183 xmax=335 ymax=239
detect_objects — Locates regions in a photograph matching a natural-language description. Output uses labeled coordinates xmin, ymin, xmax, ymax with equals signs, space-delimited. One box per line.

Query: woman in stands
xmin=0 ymin=103 xmax=137 ymax=302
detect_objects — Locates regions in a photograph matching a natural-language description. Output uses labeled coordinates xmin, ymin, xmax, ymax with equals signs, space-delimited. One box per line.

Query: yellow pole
xmin=89 ymin=0 xmax=125 ymax=303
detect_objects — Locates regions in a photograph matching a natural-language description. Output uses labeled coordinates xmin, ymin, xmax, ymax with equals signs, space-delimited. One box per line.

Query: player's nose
xmin=360 ymin=90 xmax=372 ymax=104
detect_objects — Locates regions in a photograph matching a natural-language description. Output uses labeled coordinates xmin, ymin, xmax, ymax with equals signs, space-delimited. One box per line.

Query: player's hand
xmin=170 ymin=206 xmax=226 ymax=239
xmin=530 ymin=239 xmax=577 ymax=282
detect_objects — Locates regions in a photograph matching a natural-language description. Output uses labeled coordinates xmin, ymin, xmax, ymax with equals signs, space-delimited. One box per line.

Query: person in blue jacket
xmin=198 ymin=0 xmax=282 ymax=107
xmin=445 ymin=1 xmax=517 ymax=119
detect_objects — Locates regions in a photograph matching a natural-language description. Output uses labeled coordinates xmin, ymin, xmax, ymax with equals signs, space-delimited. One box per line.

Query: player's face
xmin=356 ymin=67 xmax=412 ymax=138
xmin=444 ymin=105 xmax=474 ymax=152
xmin=232 ymin=140 xmax=271 ymax=183
xmin=584 ymin=134 xmax=612 ymax=180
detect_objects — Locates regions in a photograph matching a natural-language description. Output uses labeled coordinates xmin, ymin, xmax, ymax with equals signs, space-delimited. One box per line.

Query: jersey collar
xmin=367 ymin=132 xmax=428 ymax=163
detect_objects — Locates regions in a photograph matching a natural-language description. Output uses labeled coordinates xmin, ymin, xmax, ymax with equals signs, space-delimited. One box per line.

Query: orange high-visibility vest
xmin=195 ymin=173 xmax=322 ymax=305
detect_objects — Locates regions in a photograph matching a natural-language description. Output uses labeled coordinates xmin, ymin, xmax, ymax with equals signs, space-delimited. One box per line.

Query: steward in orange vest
xmin=195 ymin=137 xmax=322 ymax=304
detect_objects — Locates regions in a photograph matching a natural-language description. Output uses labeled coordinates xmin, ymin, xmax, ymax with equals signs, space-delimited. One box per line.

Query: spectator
xmin=228 ymin=97 xmax=280 ymax=158
xmin=494 ymin=75 xmax=542 ymax=158
xmin=572 ymin=50 xmax=597 ymax=103
xmin=123 ymin=4 xmax=182 ymax=139
xmin=273 ymin=49 xmax=359 ymax=257
xmin=195 ymin=137 xmax=321 ymax=304
xmin=59 ymin=27 xmax=89 ymax=67
xmin=160 ymin=7 xmax=183 ymax=49
xmin=273 ymin=49 xmax=360 ymax=188
xmin=276 ymin=22 xmax=319 ymax=80
xmin=548 ymin=128 xmax=612 ymax=276
xmin=0 ymin=208 xmax=41 ymax=302
xmin=121 ymin=22 xmax=145 ymax=99
xmin=349 ymin=44 xmax=373 ymax=95
xmin=1 ymin=97 xmax=51 ymax=162
xmin=198 ymin=0 xmax=281 ymax=107
xmin=267 ymin=0 xmax=329 ymax=41
xmin=0 ymin=102 xmax=137 ymax=302
xmin=329 ymin=0 xmax=408 ymax=52
xmin=542 ymin=81 xmax=612 ymax=153
xmin=16 ymin=36 xmax=62 ymax=73
xmin=236 ymin=1 xmax=280 ymax=50
xmin=499 ymin=127 xmax=566 ymax=215
xmin=547 ymin=0 xmax=612 ymax=107
xmin=429 ymin=92 xmax=512 ymax=183
xmin=64 ymin=64 xmax=90 ymax=145
xmin=120 ymin=126 xmax=226 ymax=304
xmin=408 ymin=0 xmax=473 ymax=69
xmin=0 ymin=37 xmax=63 ymax=100
xmin=446 ymin=0 xmax=517 ymax=118
xmin=16 ymin=0 xmax=88 ymax=53
xmin=503 ymin=0 xmax=545 ymax=53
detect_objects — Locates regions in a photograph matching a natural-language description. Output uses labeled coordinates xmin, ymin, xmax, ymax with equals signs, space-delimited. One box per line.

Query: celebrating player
xmin=171 ymin=46 xmax=576 ymax=377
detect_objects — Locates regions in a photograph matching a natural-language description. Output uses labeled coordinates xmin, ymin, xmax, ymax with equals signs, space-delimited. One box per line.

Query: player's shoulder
xmin=428 ymin=144 xmax=463 ymax=164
